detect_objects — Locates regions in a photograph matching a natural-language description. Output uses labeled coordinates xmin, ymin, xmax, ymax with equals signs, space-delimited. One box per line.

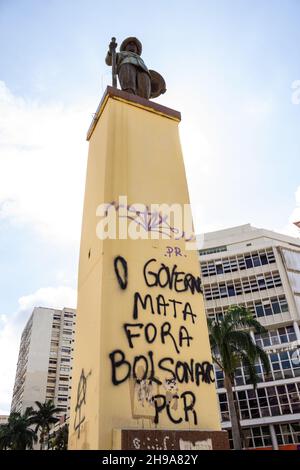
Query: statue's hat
xmin=120 ymin=37 xmax=142 ymax=56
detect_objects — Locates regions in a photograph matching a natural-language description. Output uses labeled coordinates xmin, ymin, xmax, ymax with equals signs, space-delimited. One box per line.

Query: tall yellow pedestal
xmin=68 ymin=87 xmax=226 ymax=450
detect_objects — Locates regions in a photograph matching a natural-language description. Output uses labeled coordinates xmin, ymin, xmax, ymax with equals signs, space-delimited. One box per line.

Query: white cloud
xmin=292 ymin=186 xmax=300 ymax=224
xmin=278 ymin=186 xmax=300 ymax=238
xmin=18 ymin=286 xmax=77 ymax=312
xmin=0 ymin=81 xmax=91 ymax=244
xmin=0 ymin=286 xmax=77 ymax=415
xmin=242 ymin=96 xmax=273 ymax=121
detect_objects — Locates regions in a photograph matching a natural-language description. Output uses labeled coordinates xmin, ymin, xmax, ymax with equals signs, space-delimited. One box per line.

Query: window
xmin=215 ymin=367 xmax=224 ymax=388
xmin=260 ymin=254 xmax=268 ymax=265
xmin=203 ymin=271 xmax=282 ymax=301
xmin=253 ymin=256 xmax=260 ymax=267
xmin=199 ymin=246 xmax=227 ymax=256
xmin=271 ymin=300 xmax=280 ymax=314
xmin=200 ymin=249 xmax=276 ymax=278
xmin=206 ymin=296 xmax=289 ymax=322
xmin=255 ymin=304 xmax=264 ymax=317
xmin=280 ymin=298 xmax=288 ymax=312
xmin=227 ymin=285 xmax=235 ymax=297
xmin=220 ymin=285 xmax=227 ymax=297
xmin=264 ymin=304 xmax=272 ymax=316
xmin=275 ymin=423 xmax=300 ymax=445
xmin=286 ymin=325 xmax=297 ymax=342
xmin=216 ymin=264 xmax=223 ymax=274
xmin=224 ymin=384 xmax=300 ymax=428
xmin=228 ymin=425 xmax=272 ymax=449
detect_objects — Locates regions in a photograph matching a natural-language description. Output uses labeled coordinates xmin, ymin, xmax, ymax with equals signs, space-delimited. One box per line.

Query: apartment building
xmin=11 ymin=307 xmax=76 ymax=418
xmin=0 ymin=415 xmax=9 ymax=426
xmin=199 ymin=224 xmax=300 ymax=450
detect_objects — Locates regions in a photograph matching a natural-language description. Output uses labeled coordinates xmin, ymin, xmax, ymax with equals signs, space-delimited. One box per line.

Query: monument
xmin=68 ymin=37 xmax=228 ymax=450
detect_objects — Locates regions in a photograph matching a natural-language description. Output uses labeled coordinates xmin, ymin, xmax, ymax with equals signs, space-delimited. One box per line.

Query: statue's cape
xmin=117 ymin=51 xmax=149 ymax=74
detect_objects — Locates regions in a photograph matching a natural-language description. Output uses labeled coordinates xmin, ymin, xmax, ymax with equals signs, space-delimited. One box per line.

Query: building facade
xmin=199 ymin=224 xmax=300 ymax=450
xmin=11 ymin=307 xmax=76 ymax=419
xmin=0 ymin=415 xmax=9 ymax=426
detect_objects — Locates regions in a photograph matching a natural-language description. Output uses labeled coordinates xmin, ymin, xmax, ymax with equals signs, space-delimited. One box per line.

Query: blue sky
xmin=0 ymin=0 xmax=300 ymax=413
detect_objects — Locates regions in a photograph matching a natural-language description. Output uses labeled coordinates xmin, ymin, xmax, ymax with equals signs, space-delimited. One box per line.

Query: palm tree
xmin=0 ymin=425 xmax=10 ymax=450
xmin=29 ymin=400 xmax=60 ymax=450
xmin=51 ymin=424 xmax=69 ymax=450
xmin=208 ymin=305 xmax=270 ymax=450
xmin=0 ymin=408 xmax=37 ymax=450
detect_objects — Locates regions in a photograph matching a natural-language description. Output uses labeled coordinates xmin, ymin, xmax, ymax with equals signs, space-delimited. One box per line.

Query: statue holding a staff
xmin=105 ymin=37 xmax=166 ymax=100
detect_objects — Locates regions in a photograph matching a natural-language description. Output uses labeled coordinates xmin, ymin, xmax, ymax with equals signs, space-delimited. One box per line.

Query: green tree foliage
xmin=29 ymin=400 xmax=60 ymax=450
xmin=208 ymin=305 xmax=270 ymax=450
xmin=49 ymin=424 xmax=69 ymax=450
xmin=0 ymin=408 xmax=37 ymax=450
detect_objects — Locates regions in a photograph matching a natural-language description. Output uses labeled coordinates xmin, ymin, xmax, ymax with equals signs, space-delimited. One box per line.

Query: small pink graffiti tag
xmin=164 ymin=246 xmax=187 ymax=258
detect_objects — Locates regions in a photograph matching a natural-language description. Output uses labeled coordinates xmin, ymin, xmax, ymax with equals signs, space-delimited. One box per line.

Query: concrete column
xmin=68 ymin=87 xmax=223 ymax=450
xmin=269 ymin=424 xmax=278 ymax=450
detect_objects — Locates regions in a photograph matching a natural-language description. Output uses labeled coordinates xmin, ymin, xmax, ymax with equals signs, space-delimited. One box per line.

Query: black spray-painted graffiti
xmin=114 ymin=256 xmax=128 ymax=290
xmin=74 ymin=368 xmax=91 ymax=438
xmin=109 ymin=350 xmax=214 ymax=387
xmin=111 ymin=256 xmax=214 ymax=425
xmin=104 ymin=201 xmax=195 ymax=242
xmin=132 ymin=293 xmax=197 ymax=322
xmin=143 ymin=258 xmax=202 ymax=294
xmin=123 ymin=322 xmax=193 ymax=353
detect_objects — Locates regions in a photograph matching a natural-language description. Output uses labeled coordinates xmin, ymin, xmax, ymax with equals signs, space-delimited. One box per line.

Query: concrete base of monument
xmin=113 ymin=429 xmax=230 ymax=450
xmin=68 ymin=85 xmax=226 ymax=450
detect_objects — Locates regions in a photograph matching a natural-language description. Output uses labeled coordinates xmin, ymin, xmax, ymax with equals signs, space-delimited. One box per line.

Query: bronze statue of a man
xmin=105 ymin=37 xmax=166 ymax=100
